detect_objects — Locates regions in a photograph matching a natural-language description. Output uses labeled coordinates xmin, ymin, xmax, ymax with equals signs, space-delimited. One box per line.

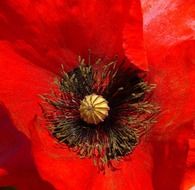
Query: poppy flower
xmin=0 ymin=0 xmax=194 ymax=190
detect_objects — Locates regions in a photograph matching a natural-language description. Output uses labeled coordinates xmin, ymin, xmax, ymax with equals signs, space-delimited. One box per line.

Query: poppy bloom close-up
xmin=0 ymin=0 xmax=195 ymax=190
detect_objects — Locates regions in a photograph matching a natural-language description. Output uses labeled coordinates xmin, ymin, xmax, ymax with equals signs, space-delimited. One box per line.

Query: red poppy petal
xmin=31 ymin=118 xmax=153 ymax=190
xmin=0 ymin=104 xmax=54 ymax=189
xmin=181 ymin=121 xmax=195 ymax=190
xmin=0 ymin=0 xmax=146 ymax=73
xmin=152 ymin=120 xmax=194 ymax=190
xmin=0 ymin=41 xmax=55 ymax=187
xmin=0 ymin=41 xmax=58 ymax=187
xmin=123 ymin=0 xmax=148 ymax=71
xmin=30 ymin=117 xmax=97 ymax=190
xmin=89 ymin=143 xmax=153 ymax=190
xmin=149 ymin=40 xmax=195 ymax=134
xmin=0 ymin=41 xmax=54 ymax=135
xmin=142 ymin=0 xmax=195 ymax=55
xmin=183 ymin=140 xmax=195 ymax=190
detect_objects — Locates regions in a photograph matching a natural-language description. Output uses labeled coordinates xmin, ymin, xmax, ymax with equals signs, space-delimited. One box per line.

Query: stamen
xmin=41 ymin=54 xmax=160 ymax=171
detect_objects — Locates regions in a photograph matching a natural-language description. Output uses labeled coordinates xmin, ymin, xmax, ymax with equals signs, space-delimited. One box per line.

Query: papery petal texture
xmin=0 ymin=104 xmax=54 ymax=189
xmin=32 ymin=122 xmax=154 ymax=190
xmin=0 ymin=41 xmax=55 ymax=187
xmin=181 ymin=121 xmax=195 ymax=190
xmin=142 ymin=0 xmax=195 ymax=55
xmin=0 ymin=41 xmax=54 ymax=135
xmin=152 ymin=120 xmax=194 ymax=190
xmin=149 ymin=40 xmax=195 ymax=135
xmin=0 ymin=0 xmax=146 ymax=72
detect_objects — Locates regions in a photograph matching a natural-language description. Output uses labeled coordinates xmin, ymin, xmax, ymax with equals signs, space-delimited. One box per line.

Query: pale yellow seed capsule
xmin=79 ymin=94 xmax=110 ymax=125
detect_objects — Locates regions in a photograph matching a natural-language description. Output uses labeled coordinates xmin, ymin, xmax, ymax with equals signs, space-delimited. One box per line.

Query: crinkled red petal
xmin=0 ymin=0 xmax=146 ymax=73
xmin=181 ymin=121 xmax=195 ymax=190
xmin=152 ymin=120 xmax=194 ymax=190
xmin=142 ymin=0 xmax=195 ymax=58
xmin=0 ymin=104 xmax=54 ymax=189
xmin=149 ymin=40 xmax=195 ymax=134
xmin=0 ymin=41 xmax=54 ymax=135
xmin=0 ymin=41 xmax=56 ymax=187
xmin=123 ymin=0 xmax=148 ymax=71
xmin=31 ymin=118 xmax=154 ymax=190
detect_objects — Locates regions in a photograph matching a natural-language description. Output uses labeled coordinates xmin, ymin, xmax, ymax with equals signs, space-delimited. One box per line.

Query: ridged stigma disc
xmin=79 ymin=94 xmax=110 ymax=124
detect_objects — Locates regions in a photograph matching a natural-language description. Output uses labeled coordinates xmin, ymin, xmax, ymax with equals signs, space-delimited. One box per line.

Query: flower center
xmin=79 ymin=94 xmax=110 ymax=124
xmin=41 ymin=55 xmax=159 ymax=171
